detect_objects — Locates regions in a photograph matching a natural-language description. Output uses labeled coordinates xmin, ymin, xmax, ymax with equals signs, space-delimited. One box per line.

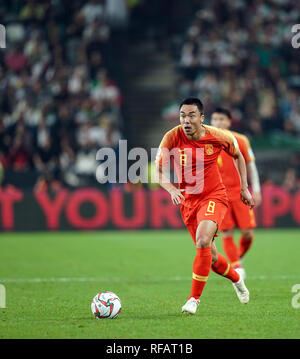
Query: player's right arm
xmin=156 ymin=163 xmax=185 ymax=205
xmin=155 ymin=130 xmax=185 ymax=206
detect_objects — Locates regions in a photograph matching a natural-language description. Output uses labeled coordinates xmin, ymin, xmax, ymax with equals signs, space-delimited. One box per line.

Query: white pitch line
xmin=0 ymin=275 xmax=299 ymax=284
xmin=0 ymin=277 xmax=114 ymax=283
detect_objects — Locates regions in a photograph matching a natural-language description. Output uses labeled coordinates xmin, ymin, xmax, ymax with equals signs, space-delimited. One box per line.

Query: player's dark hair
xmin=213 ymin=107 xmax=232 ymax=119
xmin=180 ymin=98 xmax=204 ymax=114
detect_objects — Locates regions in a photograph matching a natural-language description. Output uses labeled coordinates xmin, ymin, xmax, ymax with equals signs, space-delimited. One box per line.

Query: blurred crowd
xmin=163 ymin=0 xmax=300 ymax=138
xmin=1 ymin=0 xmax=300 ymax=192
xmin=0 ymin=0 xmax=128 ymax=190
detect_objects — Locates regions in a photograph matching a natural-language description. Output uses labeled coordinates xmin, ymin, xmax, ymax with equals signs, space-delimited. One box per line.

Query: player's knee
xmin=196 ymin=234 xmax=211 ymax=248
xmin=242 ymin=229 xmax=254 ymax=240
xmin=211 ymin=251 xmax=218 ymax=264
xmin=222 ymin=229 xmax=233 ymax=238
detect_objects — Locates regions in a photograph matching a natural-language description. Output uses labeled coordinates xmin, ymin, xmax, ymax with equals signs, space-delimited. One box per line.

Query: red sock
xmin=211 ymin=253 xmax=240 ymax=283
xmin=222 ymin=236 xmax=242 ymax=268
xmin=190 ymin=247 xmax=212 ymax=300
xmin=239 ymin=236 xmax=254 ymax=258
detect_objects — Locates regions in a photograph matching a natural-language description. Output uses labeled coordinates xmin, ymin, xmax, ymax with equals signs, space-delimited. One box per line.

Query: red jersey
xmin=217 ymin=131 xmax=254 ymax=201
xmin=156 ymin=124 xmax=239 ymax=209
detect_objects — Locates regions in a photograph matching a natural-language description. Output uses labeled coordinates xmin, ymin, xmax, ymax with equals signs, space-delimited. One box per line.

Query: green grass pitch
xmin=0 ymin=229 xmax=299 ymax=339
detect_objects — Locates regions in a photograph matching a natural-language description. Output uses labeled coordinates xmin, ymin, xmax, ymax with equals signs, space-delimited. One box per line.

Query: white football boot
xmin=181 ymin=297 xmax=200 ymax=315
xmin=232 ymin=276 xmax=249 ymax=304
xmin=235 ymin=267 xmax=246 ymax=281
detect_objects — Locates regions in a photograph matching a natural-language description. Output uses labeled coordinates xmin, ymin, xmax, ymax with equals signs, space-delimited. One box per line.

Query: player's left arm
xmin=247 ymin=160 xmax=261 ymax=206
xmin=244 ymin=141 xmax=261 ymax=206
xmin=221 ymin=130 xmax=254 ymax=208
xmin=233 ymin=149 xmax=255 ymax=209
xmin=238 ymin=135 xmax=262 ymax=206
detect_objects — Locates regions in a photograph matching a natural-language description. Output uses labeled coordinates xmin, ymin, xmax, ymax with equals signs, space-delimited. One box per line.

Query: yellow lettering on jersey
xmin=178 ymin=149 xmax=187 ymax=167
xmin=206 ymin=201 xmax=216 ymax=214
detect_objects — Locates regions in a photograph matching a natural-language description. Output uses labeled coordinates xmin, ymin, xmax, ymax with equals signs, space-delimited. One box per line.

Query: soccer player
xmin=210 ymin=108 xmax=261 ymax=280
xmin=156 ymin=98 xmax=254 ymax=315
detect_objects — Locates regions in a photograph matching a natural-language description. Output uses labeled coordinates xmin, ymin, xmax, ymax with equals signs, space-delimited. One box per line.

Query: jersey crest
xmin=205 ymin=144 xmax=214 ymax=155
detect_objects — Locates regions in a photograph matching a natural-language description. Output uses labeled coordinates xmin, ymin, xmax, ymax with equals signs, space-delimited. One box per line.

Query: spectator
xmin=282 ymin=168 xmax=299 ymax=192
xmin=5 ymin=135 xmax=31 ymax=171
xmin=5 ymin=43 xmax=28 ymax=73
xmin=80 ymin=0 xmax=105 ymax=25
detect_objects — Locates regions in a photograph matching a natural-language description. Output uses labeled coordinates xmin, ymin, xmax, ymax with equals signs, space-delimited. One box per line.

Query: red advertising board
xmin=0 ymin=184 xmax=299 ymax=231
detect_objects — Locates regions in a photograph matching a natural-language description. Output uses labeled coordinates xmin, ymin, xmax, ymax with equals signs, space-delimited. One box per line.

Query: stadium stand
xmin=0 ymin=0 xmax=125 ymax=190
xmin=0 ymin=0 xmax=299 ymax=191
xmin=160 ymin=0 xmax=300 ymax=187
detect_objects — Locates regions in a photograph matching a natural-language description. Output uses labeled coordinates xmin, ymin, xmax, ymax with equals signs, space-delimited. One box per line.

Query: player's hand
xmin=169 ymin=188 xmax=185 ymax=205
xmin=240 ymin=188 xmax=255 ymax=209
xmin=253 ymin=192 xmax=262 ymax=207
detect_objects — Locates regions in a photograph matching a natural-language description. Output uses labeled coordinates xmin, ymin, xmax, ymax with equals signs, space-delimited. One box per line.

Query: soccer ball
xmin=91 ymin=291 xmax=122 ymax=319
